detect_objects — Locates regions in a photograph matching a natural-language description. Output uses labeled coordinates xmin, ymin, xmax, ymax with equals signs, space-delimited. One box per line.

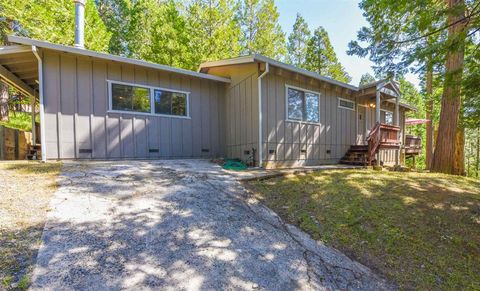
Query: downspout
xmin=257 ymin=62 xmax=269 ymax=167
xmin=32 ymin=46 xmax=47 ymax=162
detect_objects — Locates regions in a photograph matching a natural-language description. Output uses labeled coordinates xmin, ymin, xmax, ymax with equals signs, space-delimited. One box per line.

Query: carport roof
xmin=7 ymin=36 xmax=231 ymax=83
xmin=0 ymin=45 xmax=37 ymax=96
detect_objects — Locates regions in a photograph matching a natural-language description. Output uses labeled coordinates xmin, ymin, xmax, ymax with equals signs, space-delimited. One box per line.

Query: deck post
xmin=394 ymin=95 xmax=400 ymax=166
xmin=375 ymin=90 xmax=381 ymax=165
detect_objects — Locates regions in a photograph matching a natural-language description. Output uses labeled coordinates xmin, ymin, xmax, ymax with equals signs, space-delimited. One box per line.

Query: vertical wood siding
xmin=223 ymin=65 xmax=259 ymax=162
xmin=42 ymin=50 xmax=225 ymax=159
xmin=261 ymin=67 xmax=356 ymax=167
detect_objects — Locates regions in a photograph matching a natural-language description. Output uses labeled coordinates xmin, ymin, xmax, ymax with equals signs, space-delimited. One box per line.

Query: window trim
xmin=285 ymin=84 xmax=321 ymax=124
xmin=107 ymin=80 xmax=191 ymax=119
xmin=381 ymin=109 xmax=394 ymax=125
xmin=338 ymin=97 xmax=356 ymax=111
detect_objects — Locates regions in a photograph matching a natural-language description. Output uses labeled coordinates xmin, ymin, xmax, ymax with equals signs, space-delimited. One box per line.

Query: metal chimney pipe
xmin=73 ymin=0 xmax=86 ymax=48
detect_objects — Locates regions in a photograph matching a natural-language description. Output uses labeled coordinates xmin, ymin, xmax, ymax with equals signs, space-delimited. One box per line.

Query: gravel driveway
xmin=31 ymin=160 xmax=392 ymax=290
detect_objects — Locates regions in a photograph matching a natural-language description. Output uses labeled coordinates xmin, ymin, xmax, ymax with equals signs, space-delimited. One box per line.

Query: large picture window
xmin=108 ymin=81 xmax=190 ymax=118
xmin=111 ymin=83 xmax=151 ymax=113
xmin=287 ymin=86 xmax=319 ymax=123
xmin=154 ymin=90 xmax=187 ymax=116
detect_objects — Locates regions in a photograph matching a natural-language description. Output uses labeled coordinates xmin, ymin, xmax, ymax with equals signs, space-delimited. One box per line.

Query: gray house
xmin=0 ymin=34 xmax=417 ymax=168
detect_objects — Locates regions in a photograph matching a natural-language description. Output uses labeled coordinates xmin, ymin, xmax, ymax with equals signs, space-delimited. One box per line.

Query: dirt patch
xmin=0 ymin=161 xmax=62 ymax=290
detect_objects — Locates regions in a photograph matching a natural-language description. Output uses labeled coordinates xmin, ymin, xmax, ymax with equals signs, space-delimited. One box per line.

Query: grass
xmin=0 ymin=162 xmax=62 ymax=290
xmin=0 ymin=112 xmax=39 ymax=132
xmin=245 ymin=170 xmax=480 ymax=290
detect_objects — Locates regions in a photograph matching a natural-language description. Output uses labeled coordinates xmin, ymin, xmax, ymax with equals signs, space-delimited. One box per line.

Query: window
xmin=109 ymin=81 xmax=190 ymax=118
xmin=287 ymin=86 xmax=319 ymax=123
xmin=154 ymin=90 xmax=187 ymax=116
xmin=111 ymin=83 xmax=151 ymax=113
xmin=384 ymin=111 xmax=393 ymax=125
xmin=338 ymin=98 xmax=355 ymax=110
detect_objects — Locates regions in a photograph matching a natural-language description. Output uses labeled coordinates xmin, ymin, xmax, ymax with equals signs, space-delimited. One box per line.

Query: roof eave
xmin=8 ymin=35 xmax=231 ymax=83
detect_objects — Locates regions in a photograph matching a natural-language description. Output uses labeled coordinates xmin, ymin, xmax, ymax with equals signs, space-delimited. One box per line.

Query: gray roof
xmin=7 ymin=36 xmax=231 ymax=83
xmin=200 ymin=54 xmax=359 ymax=91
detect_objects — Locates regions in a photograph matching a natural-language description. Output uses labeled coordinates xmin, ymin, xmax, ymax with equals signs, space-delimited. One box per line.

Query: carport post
xmin=32 ymin=46 xmax=46 ymax=162
xmin=31 ymin=90 xmax=36 ymax=145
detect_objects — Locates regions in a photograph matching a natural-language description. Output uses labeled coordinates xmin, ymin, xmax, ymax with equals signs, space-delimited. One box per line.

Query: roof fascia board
xmin=7 ymin=36 xmax=230 ymax=83
xmin=0 ymin=45 xmax=32 ymax=56
xmin=199 ymin=55 xmax=256 ymax=70
xmin=253 ymin=54 xmax=358 ymax=91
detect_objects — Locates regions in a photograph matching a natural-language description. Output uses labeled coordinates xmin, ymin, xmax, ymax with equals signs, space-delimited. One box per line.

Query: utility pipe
xmin=73 ymin=0 xmax=86 ymax=49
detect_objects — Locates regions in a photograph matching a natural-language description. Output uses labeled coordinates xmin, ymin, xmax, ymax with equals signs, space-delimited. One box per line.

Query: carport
xmin=0 ymin=44 xmax=44 ymax=161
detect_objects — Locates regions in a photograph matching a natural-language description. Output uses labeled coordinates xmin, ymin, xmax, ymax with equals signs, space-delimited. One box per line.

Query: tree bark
xmin=431 ymin=0 xmax=466 ymax=174
xmin=425 ymin=63 xmax=434 ymax=169
xmin=0 ymin=81 xmax=9 ymax=122
xmin=477 ymin=127 xmax=479 ymax=177
xmin=453 ymin=124 xmax=465 ymax=175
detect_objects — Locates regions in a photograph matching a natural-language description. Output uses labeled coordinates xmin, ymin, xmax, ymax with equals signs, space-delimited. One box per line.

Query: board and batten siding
xmin=218 ymin=64 xmax=260 ymax=162
xmin=42 ymin=49 xmax=225 ymax=159
xmin=261 ymin=67 xmax=356 ymax=167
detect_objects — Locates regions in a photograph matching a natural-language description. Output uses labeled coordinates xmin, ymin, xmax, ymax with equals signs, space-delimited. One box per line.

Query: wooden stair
xmin=340 ymin=145 xmax=375 ymax=166
xmin=26 ymin=144 xmax=41 ymax=160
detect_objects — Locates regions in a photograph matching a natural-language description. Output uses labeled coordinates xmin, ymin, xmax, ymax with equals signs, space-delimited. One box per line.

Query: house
xmin=0 ymin=35 xmax=418 ymax=168
xmin=0 ymin=0 xmax=419 ymax=167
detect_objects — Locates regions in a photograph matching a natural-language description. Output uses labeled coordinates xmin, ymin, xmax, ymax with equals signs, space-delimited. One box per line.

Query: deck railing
xmin=366 ymin=123 xmax=401 ymax=165
xmin=405 ymin=135 xmax=422 ymax=155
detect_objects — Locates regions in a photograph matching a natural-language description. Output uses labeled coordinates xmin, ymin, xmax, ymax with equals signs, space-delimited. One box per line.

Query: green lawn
xmin=0 ymin=112 xmax=38 ymax=132
xmin=246 ymin=170 xmax=480 ymax=290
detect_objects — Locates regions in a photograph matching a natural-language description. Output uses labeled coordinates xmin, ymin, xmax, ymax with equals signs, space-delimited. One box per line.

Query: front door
xmin=357 ymin=105 xmax=367 ymax=145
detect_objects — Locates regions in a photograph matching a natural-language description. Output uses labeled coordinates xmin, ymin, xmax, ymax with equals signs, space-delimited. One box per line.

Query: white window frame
xmin=285 ymin=84 xmax=321 ymax=124
xmin=338 ymin=97 xmax=355 ymax=111
xmin=381 ymin=109 xmax=394 ymax=125
xmin=107 ymin=80 xmax=191 ymax=119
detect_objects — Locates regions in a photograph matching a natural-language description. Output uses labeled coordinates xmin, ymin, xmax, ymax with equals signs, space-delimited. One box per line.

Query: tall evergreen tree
xmin=236 ymin=0 xmax=286 ymax=59
xmin=348 ymin=0 xmax=479 ymax=174
xmin=305 ymin=27 xmax=351 ymax=83
xmin=95 ymin=0 xmax=131 ymax=56
xmin=286 ymin=13 xmax=310 ymax=68
xmin=186 ymin=0 xmax=241 ymax=66
xmin=147 ymin=0 xmax=193 ymax=69
xmin=359 ymin=72 xmax=376 ymax=86
xmin=1 ymin=0 xmax=110 ymax=52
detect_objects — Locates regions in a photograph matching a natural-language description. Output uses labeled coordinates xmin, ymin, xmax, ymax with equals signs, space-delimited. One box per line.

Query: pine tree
xmin=95 ymin=0 xmax=131 ymax=56
xmin=305 ymin=27 xmax=351 ymax=83
xmin=359 ymin=73 xmax=376 ymax=86
xmin=146 ymin=0 xmax=193 ymax=69
xmin=286 ymin=13 xmax=310 ymax=68
xmin=186 ymin=0 xmax=241 ymax=66
xmin=236 ymin=0 xmax=286 ymax=59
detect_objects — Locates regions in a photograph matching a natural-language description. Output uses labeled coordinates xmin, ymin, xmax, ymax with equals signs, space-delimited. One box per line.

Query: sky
xmin=276 ymin=0 xmax=420 ymax=88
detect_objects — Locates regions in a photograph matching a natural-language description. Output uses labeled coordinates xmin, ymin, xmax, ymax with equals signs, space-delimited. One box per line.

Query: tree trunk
xmin=0 ymin=82 xmax=9 ymax=122
xmin=425 ymin=63 xmax=434 ymax=169
xmin=477 ymin=127 xmax=479 ymax=177
xmin=453 ymin=125 xmax=465 ymax=175
xmin=431 ymin=0 xmax=466 ymax=174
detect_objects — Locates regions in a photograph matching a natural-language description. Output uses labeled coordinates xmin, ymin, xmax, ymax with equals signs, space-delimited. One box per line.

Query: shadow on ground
xmin=28 ymin=160 xmax=391 ymax=290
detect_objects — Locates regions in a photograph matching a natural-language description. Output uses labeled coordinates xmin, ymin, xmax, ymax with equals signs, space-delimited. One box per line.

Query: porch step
xmin=26 ymin=144 xmax=41 ymax=160
xmin=340 ymin=145 xmax=369 ymax=166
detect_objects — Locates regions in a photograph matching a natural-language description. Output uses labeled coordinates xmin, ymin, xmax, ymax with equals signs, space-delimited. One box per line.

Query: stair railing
xmin=366 ymin=122 xmax=381 ymax=165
